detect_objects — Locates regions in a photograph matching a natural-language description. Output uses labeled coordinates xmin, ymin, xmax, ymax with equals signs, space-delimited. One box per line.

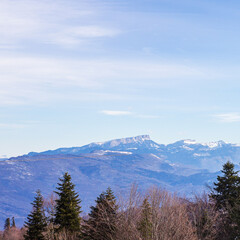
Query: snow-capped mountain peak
xmin=174 ymin=139 xmax=228 ymax=149
xmin=89 ymin=135 xmax=152 ymax=148
xmin=99 ymin=135 xmax=150 ymax=145
xmin=202 ymin=140 xmax=226 ymax=149
xmin=26 ymin=135 xmax=156 ymax=156
xmin=24 ymin=136 xmax=238 ymax=160
xmin=107 ymin=135 xmax=150 ymax=146
xmin=183 ymin=139 xmax=198 ymax=145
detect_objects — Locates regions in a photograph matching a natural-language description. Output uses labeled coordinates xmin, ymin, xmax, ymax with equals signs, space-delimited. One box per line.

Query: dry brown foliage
xmin=51 ymin=229 xmax=79 ymax=240
xmin=115 ymin=184 xmax=142 ymax=240
xmin=1 ymin=227 xmax=25 ymax=240
xmin=116 ymin=185 xmax=197 ymax=240
xmin=186 ymin=192 xmax=221 ymax=240
xmin=43 ymin=192 xmax=58 ymax=222
xmin=148 ymin=187 xmax=197 ymax=240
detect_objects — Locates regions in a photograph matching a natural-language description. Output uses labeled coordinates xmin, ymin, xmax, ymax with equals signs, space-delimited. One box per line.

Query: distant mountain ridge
xmin=2 ymin=135 xmax=240 ymax=226
xmin=25 ymin=135 xmax=237 ymax=155
xmin=21 ymin=135 xmax=240 ymax=172
xmin=26 ymin=135 xmax=161 ymax=156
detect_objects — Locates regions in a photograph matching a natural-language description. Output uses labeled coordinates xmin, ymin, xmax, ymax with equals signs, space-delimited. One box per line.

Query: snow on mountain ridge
xmin=93 ymin=150 xmax=133 ymax=155
xmin=94 ymin=135 xmax=151 ymax=147
xmin=202 ymin=141 xmax=224 ymax=149
xmin=90 ymin=136 xmax=228 ymax=150
xmin=23 ymin=136 xmax=240 ymax=158
xmin=183 ymin=139 xmax=198 ymax=145
xmin=181 ymin=139 xmax=231 ymax=149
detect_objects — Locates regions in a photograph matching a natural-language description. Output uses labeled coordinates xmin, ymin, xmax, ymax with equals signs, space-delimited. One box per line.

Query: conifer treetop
xmin=4 ymin=218 xmax=10 ymax=231
xmin=211 ymin=161 xmax=240 ymax=209
xmin=54 ymin=172 xmax=82 ymax=233
xmin=24 ymin=190 xmax=47 ymax=240
xmin=11 ymin=217 xmax=16 ymax=228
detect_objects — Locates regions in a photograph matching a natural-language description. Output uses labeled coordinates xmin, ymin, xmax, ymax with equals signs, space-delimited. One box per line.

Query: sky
xmin=1 ymin=0 xmax=240 ymax=157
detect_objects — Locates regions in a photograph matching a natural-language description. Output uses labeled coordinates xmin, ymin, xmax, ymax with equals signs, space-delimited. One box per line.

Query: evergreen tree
xmin=4 ymin=218 xmax=10 ymax=231
xmin=54 ymin=172 xmax=82 ymax=233
xmin=84 ymin=187 xmax=118 ymax=240
xmin=11 ymin=217 xmax=16 ymax=228
xmin=210 ymin=161 xmax=240 ymax=239
xmin=24 ymin=190 xmax=47 ymax=240
xmin=210 ymin=161 xmax=240 ymax=210
xmin=229 ymin=201 xmax=240 ymax=239
xmin=138 ymin=198 xmax=152 ymax=240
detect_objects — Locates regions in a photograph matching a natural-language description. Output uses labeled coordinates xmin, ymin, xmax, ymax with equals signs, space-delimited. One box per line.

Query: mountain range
xmin=1 ymin=135 xmax=240 ymax=226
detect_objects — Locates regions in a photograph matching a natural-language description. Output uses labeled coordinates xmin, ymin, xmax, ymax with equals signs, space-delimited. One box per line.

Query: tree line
xmin=1 ymin=161 xmax=240 ymax=240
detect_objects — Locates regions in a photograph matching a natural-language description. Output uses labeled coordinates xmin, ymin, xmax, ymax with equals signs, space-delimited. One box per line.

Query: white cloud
xmin=214 ymin=113 xmax=240 ymax=123
xmin=101 ymin=110 xmax=133 ymax=116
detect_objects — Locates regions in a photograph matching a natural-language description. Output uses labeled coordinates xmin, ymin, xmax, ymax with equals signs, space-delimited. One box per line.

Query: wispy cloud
xmin=49 ymin=26 xmax=120 ymax=47
xmin=0 ymin=55 xmax=213 ymax=106
xmin=0 ymin=120 xmax=41 ymax=129
xmin=0 ymin=0 xmax=120 ymax=48
xmin=101 ymin=110 xmax=133 ymax=116
xmin=0 ymin=123 xmax=26 ymax=129
xmin=214 ymin=113 xmax=240 ymax=123
xmin=0 ymin=0 xmax=238 ymax=111
xmin=136 ymin=114 xmax=160 ymax=119
xmin=100 ymin=111 xmax=160 ymax=119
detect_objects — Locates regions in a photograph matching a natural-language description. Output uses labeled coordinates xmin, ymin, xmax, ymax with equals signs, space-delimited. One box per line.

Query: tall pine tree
xmin=4 ymin=218 xmax=10 ymax=231
xmin=84 ymin=187 xmax=118 ymax=240
xmin=24 ymin=190 xmax=47 ymax=240
xmin=210 ymin=161 xmax=240 ymax=239
xmin=54 ymin=172 xmax=82 ymax=233
xmin=138 ymin=198 xmax=152 ymax=240
xmin=11 ymin=217 xmax=16 ymax=228
xmin=210 ymin=161 xmax=240 ymax=209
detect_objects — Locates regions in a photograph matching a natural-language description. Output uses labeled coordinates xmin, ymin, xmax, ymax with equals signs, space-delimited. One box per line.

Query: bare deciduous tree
xmin=147 ymin=187 xmax=197 ymax=240
xmin=115 ymin=184 xmax=142 ymax=240
xmin=187 ymin=193 xmax=221 ymax=240
xmin=116 ymin=185 xmax=198 ymax=240
xmin=2 ymin=227 xmax=25 ymax=240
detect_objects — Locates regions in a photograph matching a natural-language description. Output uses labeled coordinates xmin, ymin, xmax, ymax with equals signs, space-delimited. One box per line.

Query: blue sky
xmin=1 ymin=0 xmax=240 ymax=157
